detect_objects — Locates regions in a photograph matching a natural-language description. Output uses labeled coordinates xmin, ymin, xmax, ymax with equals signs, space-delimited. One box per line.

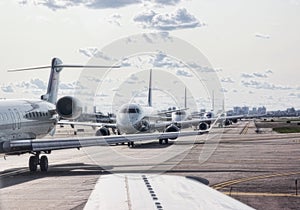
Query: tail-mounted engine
xmin=56 ymin=96 xmax=82 ymax=120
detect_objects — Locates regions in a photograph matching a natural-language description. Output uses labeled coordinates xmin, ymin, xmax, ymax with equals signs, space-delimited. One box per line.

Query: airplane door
xmin=8 ymin=109 xmax=16 ymax=130
xmin=14 ymin=108 xmax=21 ymax=129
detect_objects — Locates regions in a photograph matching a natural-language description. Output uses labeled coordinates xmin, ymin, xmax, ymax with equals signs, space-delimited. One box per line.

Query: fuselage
xmin=0 ymin=99 xmax=57 ymax=141
xmin=116 ymin=103 xmax=158 ymax=134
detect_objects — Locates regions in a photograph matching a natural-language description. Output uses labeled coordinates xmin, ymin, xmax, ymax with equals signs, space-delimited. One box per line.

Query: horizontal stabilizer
xmin=8 ymin=63 xmax=120 ymax=72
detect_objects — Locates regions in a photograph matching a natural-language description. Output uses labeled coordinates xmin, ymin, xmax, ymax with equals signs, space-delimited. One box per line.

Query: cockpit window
xmin=120 ymin=107 xmax=140 ymax=113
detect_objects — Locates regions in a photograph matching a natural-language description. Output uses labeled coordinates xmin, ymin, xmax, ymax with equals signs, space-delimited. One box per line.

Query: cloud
xmin=221 ymin=77 xmax=235 ymax=83
xmin=241 ymin=73 xmax=254 ymax=78
xmin=1 ymin=85 xmax=14 ymax=93
xmin=107 ymin=13 xmax=122 ymax=26
xmin=253 ymin=72 xmax=268 ymax=78
xmin=20 ymin=0 xmax=142 ymax=10
xmin=241 ymin=80 xmax=293 ymax=90
xmin=241 ymin=72 xmax=268 ymax=78
xmin=134 ymin=8 xmax=204 ymax=31
xmin=265 ymin=69 xmax=273 ymax=74
xmin=176 ymin=69 xmax=192 ymax=77
xmin=255 ymin=33 xmax=270 ymax=39
xmin=30 ymin=78 xmax=47 ymax=89
xmin=78 ymin=47 xmax=117 ymax=61
xmin=149 ymin=0 xmax=181 ymax=6
xmin=187 ymin=62 xmax=216 ymax=73
xmin=87 ymin=0 xmax=142 ymax=9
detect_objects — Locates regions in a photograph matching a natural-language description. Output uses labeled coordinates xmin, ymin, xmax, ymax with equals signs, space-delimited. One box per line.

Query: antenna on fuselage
xmin=184 ymin=87 xmax=187 ymax=109
xmin=147 ymin=69 xmax=153 ymax=107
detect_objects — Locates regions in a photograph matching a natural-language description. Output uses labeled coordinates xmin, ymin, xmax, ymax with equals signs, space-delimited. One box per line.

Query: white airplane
xmin=62 ymin=69 xmax=246 ymax=147
xmin=0 ymin=58 xmax=208 ymax=172
xmin=61 ymin=69 xmax=225 ymax=146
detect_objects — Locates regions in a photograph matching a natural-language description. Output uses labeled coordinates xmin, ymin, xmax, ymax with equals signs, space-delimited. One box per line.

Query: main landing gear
xmin=159 ymin=139 xmax=169 ymax=144
xmin=128 ymin=141 xmax=135 ymax=148
xmin=29 ymin=152 xmax=48 ymax=172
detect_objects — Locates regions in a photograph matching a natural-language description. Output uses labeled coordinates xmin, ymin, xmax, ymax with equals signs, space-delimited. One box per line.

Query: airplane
xmin=0 ymin=58 xmax=209 ymax=172
xmin=60 ymin=69 xmax=232 ymax=146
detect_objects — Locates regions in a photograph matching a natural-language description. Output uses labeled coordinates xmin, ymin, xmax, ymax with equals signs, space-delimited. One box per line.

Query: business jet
xmin=0 ymin=58 xmax=209 ymax=172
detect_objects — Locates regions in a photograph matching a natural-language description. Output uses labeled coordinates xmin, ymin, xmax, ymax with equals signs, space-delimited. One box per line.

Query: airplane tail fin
xmin=40 ymin=58 xmax=62 ymax=104
xmin=8 ymin=58 xmax=120 ymax=105
xmin=147 ymin=69 xmax=153 ymax=107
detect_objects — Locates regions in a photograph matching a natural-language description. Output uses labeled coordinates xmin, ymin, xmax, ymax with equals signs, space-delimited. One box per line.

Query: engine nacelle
xmin=164 ymin=124 xmax=180 ymax=140
xmin=224 ymin=119 xmax=232 ymax=126
xmin=56 ymin=96 xmax=82 ymax=120
xmin=134 ymin=120 xmax=150 ymax=132
xmin=95 ymin=127 xmax=110 ymax=136
xmin=198 ymin=122 xmax=209 ymax=131
xmin=231 ymin=118 xmax=238 ymax=123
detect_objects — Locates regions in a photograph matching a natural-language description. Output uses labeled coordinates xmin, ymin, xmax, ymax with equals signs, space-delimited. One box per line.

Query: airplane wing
xmin=58 ymin=120 xmax=117 ymax=129
xmin=3 ymin=130 xmax=205 ymax=154
xmin=84 ymin=174 xmax=254 ymax=210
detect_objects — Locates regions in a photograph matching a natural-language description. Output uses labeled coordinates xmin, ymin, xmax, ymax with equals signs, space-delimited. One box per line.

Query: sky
xmin=0 ymin=0 xmax=299 ymax=112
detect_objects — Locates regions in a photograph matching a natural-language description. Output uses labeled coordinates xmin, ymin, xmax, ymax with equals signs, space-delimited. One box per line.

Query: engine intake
xmin=95 ymin=127 xmax=110 ymax=136
xmin=198 ymin=122 xmax=209 ymax=131
xmin=164 ymin=124 xmax=180 ymax=140
xmin=56 ymin=96 xmax=82 ymax=120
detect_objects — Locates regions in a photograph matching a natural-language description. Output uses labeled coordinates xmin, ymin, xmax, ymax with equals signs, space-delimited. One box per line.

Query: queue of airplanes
xmin=0 ymin=58 xmax=243 ymax=172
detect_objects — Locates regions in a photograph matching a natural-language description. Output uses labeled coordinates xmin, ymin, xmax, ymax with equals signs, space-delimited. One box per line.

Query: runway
xmin=1 ymin=120 xmax=300 ymax=209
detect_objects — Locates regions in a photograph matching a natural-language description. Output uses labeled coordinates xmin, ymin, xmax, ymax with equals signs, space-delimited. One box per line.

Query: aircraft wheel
xmin=29 ymin=156 xmax=38 ymax=172
xmin=159 ymin=139 xmax=163 ymax=144
xmin=164 ymin=139 xmax=169 ymax=144
xmin=128 ymin=141 xmax=135 ymax=148
xmin=40 ymin=155 xmax=48 ymax=172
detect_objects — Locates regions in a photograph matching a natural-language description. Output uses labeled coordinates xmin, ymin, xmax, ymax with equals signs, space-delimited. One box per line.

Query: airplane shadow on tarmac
xmin=0 ymin=161 xmax=267 ymax=190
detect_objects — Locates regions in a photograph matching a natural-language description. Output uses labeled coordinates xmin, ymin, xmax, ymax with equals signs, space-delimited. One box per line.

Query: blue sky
xmin=0 ymin=0 xmax=299 ymax=111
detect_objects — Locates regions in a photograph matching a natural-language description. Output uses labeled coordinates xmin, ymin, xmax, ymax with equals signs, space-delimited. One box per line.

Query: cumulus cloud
xmin=241 ymin=72 xmax=268 ymax=78
xmin=134 ymin=8 xmax=204 ymax=31
xmin=107 ymin=13 xmax=122 ymax=26
xmin=255 ymin=33 xmax=270 ymax=39
xmin=150 ymin=0 xmax=181 ymax=6
xmin=78 ymin=47 xmax=117 ymax=61
xmin=150 ymin=51 xmax=184 ymax=68
xmin=253 ymin=72 xmax=268 ymax=78
xmin=176 ymin=69 xmax=192 ymax=77
xmin=1 ymin=85 xmax=14 ymax=93
xmin=241 ymin=80 xmax=293 ymax=90
xmin=187 ymin=62 xmax=216 ymax=73
xmin=221 ymin=77 xmax=235 ymax=83
xmin=20 ymin=0 xmax=142 ymax=10
xmin=265 ymin=69 xmax=273 ymax=74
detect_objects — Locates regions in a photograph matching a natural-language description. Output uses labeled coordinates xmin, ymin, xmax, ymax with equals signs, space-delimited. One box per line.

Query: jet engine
xmin=95 ymin=127 xmax=110 ymax=136
xmin=231 ymin=118 xmax=238 ymax=123
xmin=134 ymin=120 xmax=150 ymax=132
xmin=56 ymin=96 xmax=82 ymax=120
xmin=198 ymin=122 xmax=209 ymax=131
xmin=164 ymin=124 xmax=180 ymax=140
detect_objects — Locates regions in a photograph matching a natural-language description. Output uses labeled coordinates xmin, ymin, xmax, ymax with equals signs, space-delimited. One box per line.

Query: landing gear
xmin=128 ymin=141 xmax=135 ymax=148
xmin=40 ymin=155 xmax=48 ymax=172
xmin=28 ymin=152 xmax=49 ymax=172
xmin=159 ymin=139 xmax=169 ymax=144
